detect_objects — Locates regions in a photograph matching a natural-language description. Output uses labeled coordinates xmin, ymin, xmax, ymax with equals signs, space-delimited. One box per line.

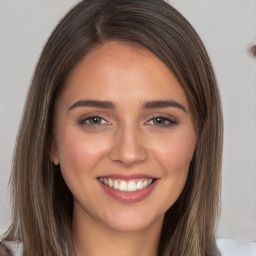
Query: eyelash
xmin=78 ymin=115 xmax=177 ymax=127
xmin=78 ymin=116 xmax=110 ymax=126
xmin=145 ymin=116 xmax=178 ymax=127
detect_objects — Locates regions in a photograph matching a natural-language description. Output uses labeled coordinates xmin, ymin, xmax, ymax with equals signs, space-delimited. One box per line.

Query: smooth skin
xmin=51 ymin=41 xmax=197 ymax=256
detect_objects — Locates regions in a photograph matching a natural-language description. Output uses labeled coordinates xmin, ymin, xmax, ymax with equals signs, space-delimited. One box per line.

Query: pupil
xmin=91 ymin=117 xmax=100 ymax=124
xmin=155 ymin=117 xmax=163 ymax=124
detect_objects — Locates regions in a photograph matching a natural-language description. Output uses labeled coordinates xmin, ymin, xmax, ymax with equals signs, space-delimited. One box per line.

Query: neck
xmin=72 ymin=205 xmax=163 ymax=256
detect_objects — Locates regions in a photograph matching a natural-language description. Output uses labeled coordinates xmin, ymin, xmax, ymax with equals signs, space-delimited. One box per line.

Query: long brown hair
xmin=3 ymin=0 xmax=223 ymax=255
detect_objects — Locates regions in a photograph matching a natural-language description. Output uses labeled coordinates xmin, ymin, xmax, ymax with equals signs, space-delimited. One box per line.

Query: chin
xmin=100 ymin=208 xmax=165 ymax=233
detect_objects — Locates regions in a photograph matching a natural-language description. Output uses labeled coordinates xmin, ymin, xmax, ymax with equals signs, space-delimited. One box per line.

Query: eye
xmin=146 ymin=116 xmax=177 ymax=126
xmin=78 ymin=116 xmax=110 ymax=126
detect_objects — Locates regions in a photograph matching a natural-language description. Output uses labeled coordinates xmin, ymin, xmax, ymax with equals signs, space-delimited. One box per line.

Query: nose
xmin=109 ymin=125 xmax=148 ymax=166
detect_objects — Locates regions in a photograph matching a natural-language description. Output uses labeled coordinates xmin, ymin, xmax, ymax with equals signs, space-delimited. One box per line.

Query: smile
xmin=99 ymin=177 xmax=155 ymax=192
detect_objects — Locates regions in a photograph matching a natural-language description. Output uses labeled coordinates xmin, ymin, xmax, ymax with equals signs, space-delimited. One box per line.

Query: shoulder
xmin=0 ymin=240 xmax=22 ymax=256
xmin=217 ymin=238 xmax=256 ymax=256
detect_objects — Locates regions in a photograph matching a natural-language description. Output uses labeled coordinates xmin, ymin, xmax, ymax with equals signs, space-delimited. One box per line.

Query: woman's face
xmin=51 ymin=41 xmax=197 ymax=233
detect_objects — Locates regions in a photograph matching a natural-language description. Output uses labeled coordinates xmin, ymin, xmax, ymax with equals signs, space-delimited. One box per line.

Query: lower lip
xmin=98 ymin=179 xmax=158 ymax=203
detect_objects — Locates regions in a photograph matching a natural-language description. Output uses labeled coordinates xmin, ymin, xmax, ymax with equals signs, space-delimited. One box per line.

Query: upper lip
xmin=97 ymin=173 xmax=158 ymax=180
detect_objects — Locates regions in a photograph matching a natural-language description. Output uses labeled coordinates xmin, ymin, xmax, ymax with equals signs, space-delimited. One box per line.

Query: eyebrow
xmin=143 ymin=100 xmax=187 ymax=112
xmin=68 ymin=99 xmax=187 ymax=112
xmin=68 ymin=100 xmax=115 ymax=111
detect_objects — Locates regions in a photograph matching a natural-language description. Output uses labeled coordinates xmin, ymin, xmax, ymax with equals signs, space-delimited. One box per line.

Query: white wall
xmin=1 ymin=0 xmax=256 ymax=241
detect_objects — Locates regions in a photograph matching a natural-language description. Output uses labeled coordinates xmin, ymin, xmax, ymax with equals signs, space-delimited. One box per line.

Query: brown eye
xmin=146 ymin=116 xmax=177 ymax=127
xmin=153 ymin=117 xmax=167 ymax=125
xmin=78 ymin=116 xmax=109 ymax=126
xmin=88 ymin=116 xmax=104 ymax=125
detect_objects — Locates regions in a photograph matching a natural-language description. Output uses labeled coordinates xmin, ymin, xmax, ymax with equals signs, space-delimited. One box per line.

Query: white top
xmin=1 ymin=238 xmax=256 ymax=255
xmin=217 ymin=239 xmax=256 ymax=256
xmin=0 ymin=240 xmax=22 ymax=255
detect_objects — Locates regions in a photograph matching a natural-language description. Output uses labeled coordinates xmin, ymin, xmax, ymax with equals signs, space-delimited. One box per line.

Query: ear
xmin=50 ymin=139 xmax=60 ymax=165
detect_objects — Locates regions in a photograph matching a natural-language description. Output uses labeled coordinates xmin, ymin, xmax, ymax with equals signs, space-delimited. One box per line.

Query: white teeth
xmin=108 ymin=178 xmax=113 ymax=187
xmin=127 ymin=181 xmax=137 ymax=192
xmin=114 ymin=180 xmax=119 ymax=189
xmin=148 ymin=179 xmax=153 ymax=185
xmin=136 ymin=180 xmax=143 ymax=190
xmin=99 ymin=177 xmax=155 ymax=192
xmin=119 ymin=181 xmax=128 ymax=191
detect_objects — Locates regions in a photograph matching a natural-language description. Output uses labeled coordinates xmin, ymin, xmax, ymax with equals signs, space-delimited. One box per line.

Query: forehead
xmin=59 ymin=41 xmax=189 ymax=110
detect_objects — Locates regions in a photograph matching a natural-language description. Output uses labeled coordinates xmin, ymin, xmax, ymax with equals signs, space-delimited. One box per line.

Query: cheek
xmin=154 ymin=130 xmax=196 ymax=174
xmin=151 ymin=130 xmax=196 ymax=210
xmin=56 ymin=131 xmax=110 ymax=183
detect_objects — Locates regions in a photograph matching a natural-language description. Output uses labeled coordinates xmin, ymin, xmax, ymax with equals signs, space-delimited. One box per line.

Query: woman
xmin=0 ymin=0 xmax=223 ymax=255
